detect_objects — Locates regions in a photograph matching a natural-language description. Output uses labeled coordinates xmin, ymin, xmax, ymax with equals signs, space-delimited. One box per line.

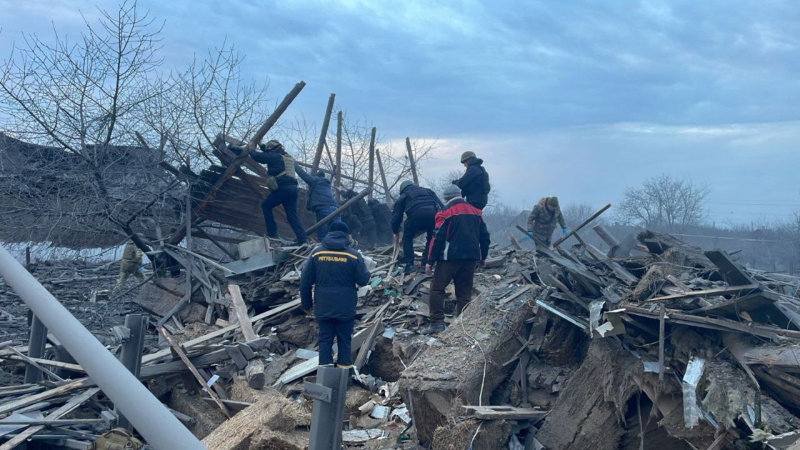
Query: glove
xmin=562 ymin=227 xmax=569 ymax=236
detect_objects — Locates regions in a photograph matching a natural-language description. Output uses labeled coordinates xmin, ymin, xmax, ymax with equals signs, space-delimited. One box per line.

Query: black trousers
xmin=261 ymin=186 xmax=307 ymax=242
xmin=467 ymin=199 xmax=487 ymax=210
xmin=317 ymin=318 xmax=355 ymax=366
xmin=358 ymin=220 xmax=377 ymax=248
xmin=429 ymin=260 xmax=478 ymax=323
xmin=402 ymin=208 xmax=436 ymax=267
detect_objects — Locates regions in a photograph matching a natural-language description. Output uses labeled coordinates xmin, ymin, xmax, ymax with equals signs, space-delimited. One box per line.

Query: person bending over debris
xmin=342 ymin=189 xmax=377 ymax=249
xmin=300 ymin=221 xmax=371 ymax=368
xmin=232 ymin=140 xmax=307 ymax=245
xmin=113 ymin=240 xmax=144 ymax=292
xmin=452 ymin=151 xmax=490 ymax=210
xmin=368 ymin=198 xmax=393 ymax=246
xmin=391 ymin=180 xmax=444 ymax=273
xmin=294 ymin=163 xmax=342 ymax=240
xmin=422 ymin=185 xmax=490 ymax=334
xmin=526 ymin=196 xmax=568 ymax=247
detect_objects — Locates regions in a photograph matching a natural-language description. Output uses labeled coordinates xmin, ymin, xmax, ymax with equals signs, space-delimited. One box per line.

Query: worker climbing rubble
xmin=368 ymin=198 xmax=393 ymax=246
xmin=113 ymin=240 xmax=144 ymax=293
xmin=526 ymin=196 xmax=568 ymax=247
xmin=422 ymin=185 xmax=490 ymax=334
xmin=231 ymin=139 xmax=308 ymax=245
xmin=300 ymin=221 xmax=370 ymax=368
xmin=341 ymin=188 xmax=377 ymax=249
xmin=391 ymin=180 xmax=444 ymax=273
xmin=452 ymin=151 xmax=491 ymax=210
xmin=294 ymin=163 xmax=342 ymax=240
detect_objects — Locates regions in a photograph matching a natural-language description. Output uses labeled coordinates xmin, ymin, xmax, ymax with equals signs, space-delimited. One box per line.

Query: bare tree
xmin=616 ymin=174 xmax=709 ymax=231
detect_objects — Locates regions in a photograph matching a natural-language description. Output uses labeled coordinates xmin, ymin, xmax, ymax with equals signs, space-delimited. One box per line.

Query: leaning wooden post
xmin=376 ymin=149 xmax=393 ymax=208
xmin=405 ymin=137 xmax=419 ymax=185
xmin=306 ymin=188 xmax=372 ymax=235
xmin=368 ymin=127 xmax=376 ymax=200
xmin=552 ymin=203 xmax=612 ymax=248
xmin=335 ymin=111 xmax=343 ymax=203
xmin=185 ymin=192 xmax=193 ymax=298
xmin=312 ymin=93 xmax=336 ymax=174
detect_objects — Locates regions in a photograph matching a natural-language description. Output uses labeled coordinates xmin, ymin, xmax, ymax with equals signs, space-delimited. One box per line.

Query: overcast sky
xmin=2 ymin=0 xmax=799 ymax=225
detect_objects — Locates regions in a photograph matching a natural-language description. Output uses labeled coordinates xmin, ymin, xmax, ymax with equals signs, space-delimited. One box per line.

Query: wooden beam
xmin=0 ymin=378 xmax=90 ymax=416
xmin=592 ymin=225 xmax=621 ymax=257
xmin=157 ymin=326 xmax=231 ymax=418
xmin=306 ymin=188 xmax=372 ymax=235
xmin=553 ymin=203 xmax=611 ymax=248
xmin=354 ymin=302 xmax=390 ymax=370
xmin=368 ymin=127 xmax=376 ymax=200
xmin=227 ymin=285 xmax=266 ymax=389
xmin=405 ymin=137 xmax=419 ymax=185
xmin=376 ymin=149 xmax=393 ymax=208
xmin=584 ymin=243 xmax=638 ymax=286
xmin=312 ymin=93 xmax=335 ymax=174
xmin=705 ymin=250 xmax=756 ymax=286
xmin=645 ymin=284 xmax=761 ymax=303
xmin=336 ymin=111 xmax=343 ymax=203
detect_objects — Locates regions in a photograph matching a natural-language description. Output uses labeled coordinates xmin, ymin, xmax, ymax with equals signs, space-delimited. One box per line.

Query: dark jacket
xmin=230 ymin=145 xmax=298 ymax=188
xmin=368 ymin=200 xmax=392 ymax=231
xmin=348 ymin=196 xmax=375 ymax=225
xmin=454 ymin=157 xmax=489 ymax=208
xmin=295 ymin=164 xmax=338 ymax=211
xmin=428 ymin=198 xmax=490 ymax=264
xmin=300 ymin=231 xmax=371 ymax=320
xmin=391 ymin=185 xmax=444 ymax=234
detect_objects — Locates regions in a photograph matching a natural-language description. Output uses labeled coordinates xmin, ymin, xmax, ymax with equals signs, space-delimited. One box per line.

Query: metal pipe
xmin=0 ymin=245 xmax=204 ymax=450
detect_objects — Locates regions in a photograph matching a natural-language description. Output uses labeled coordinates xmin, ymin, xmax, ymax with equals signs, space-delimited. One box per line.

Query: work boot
xmin=420 ymin=323 xmax=446 ymax=335
xmin=404 ymin=264 xmax=415 ymax=274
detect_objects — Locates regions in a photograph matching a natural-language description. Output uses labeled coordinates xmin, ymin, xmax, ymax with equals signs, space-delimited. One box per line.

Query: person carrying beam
xmin=300 ymin=222 xmax=370 ymax=368
xmin=421 ymin=185 xmax=490 ymax=334
xmin=452 ymin=151 xmax=490 ymax=210
xmin=526 ymin=196 xmax=568 ymax=247
xmin=231 ymin=140 xmax=307 ymax=245
xmin=294 ymin=163 xmax=342 ymax=240
xmin=391 ymin=180 xmax=444 ymax=273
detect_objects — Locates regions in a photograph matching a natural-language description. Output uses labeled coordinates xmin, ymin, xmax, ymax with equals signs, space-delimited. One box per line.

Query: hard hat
xmin=460 ymin=151 xmax=476 ymax=163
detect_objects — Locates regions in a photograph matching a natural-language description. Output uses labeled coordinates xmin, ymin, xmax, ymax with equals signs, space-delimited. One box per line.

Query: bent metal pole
xmin=0 ymin=245 xmax=204 ymax=450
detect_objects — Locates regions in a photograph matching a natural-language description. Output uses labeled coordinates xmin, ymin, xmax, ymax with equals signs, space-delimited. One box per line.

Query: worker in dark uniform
xmin=368 ymin=198 xmax=393 ymax=246
xmin=422 ymin=185 xmax=490 ymax=334
xmin=295 ymin=164 xmax=341 ymax=240
xmin=391 ymin=180 xmax=444 ymax=273
xmin=452 ymin=151 xmax=490 ymax=210
xmin=231 ymin=140 xmax=307 ymax=245
xmin=342 ymin=189 xmax=377 ymax=249
xmin=300 ymin=222 xmax=370 ymax=368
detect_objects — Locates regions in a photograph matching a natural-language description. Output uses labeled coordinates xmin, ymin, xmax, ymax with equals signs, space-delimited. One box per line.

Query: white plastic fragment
xmin=391 ymin=406 xmax=411 ymax=424
xmin=589 ymin=300 xmax=605 ymax=335
xmin=370 ymin=405 xmax=391 ymax=420
xmin=343 ymin=429 xmax=384 ymax=443
xmin=682 ymin=357 xmax=706 ymax=428
xmin=642 ymin=361 xmax=661 ymax=373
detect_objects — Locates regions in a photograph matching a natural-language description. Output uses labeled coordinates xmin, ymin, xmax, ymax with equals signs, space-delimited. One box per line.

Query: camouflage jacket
xmin=526 ymin=198 xmax=566 ymax=242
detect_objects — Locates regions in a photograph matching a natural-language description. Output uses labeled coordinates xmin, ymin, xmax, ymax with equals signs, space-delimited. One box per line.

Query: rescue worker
xmin=294 ymin=164 xmax=341 ymax=240
xmin=391 ymin=180 xmax=444 ymax=273
xmin=421 ymin=185 xmax=490 ymax=334
xmin=232 ymin=140 xmax=307 ymax=245
xmin=526 ymin=196 xmax=568 ymax=247
xmin=368 ymin=198 xmax=393 ymax=246
xmin=452 ymin=151 xmax=490 ymax=210
xmin=300 ymin=222 xmax=370 ymax=368
xmin=342 ymin=189 xmax=377 ymax=248
xmin=114 ymin=240 xmax=144 ymax=292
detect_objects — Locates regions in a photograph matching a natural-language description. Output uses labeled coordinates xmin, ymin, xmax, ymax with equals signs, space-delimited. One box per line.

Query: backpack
xmin=481 ymin=167 xmax=491 ymax=195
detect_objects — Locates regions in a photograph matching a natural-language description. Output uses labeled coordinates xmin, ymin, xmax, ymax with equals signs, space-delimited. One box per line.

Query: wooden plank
xmin=705 ymin=250 xmax=756 ymax=286
xmin=552 ymin=203 xmax=611 ymax=248
xmin=592 ymin=225 xmax=620 ymax=257
xmin=312 ymin=93 xmax=336 ymax=174
xmin=142 ymin=299 xmax=301 ymax=365
xmin=645 ymin=284 xmax=761 ymax=303
xmin=509 ymin=235 xmax=523 ymax=251
xmin=405 ymin=137 xmax=419 ymax=185
xmin=275 ymin=357 xmax=319 ymax=386
xmin=688 ymin=292 xmax=775 ymax=317
xmin=0 ymin=378 xmax=90 ymax=416
xmin=157 ymin=326 xmax=231 ymax=418
xmin=376 ymin=149 xmax=393 ymax=207
xmin=354 ymin=303 xmax=390 ymax=370
xmin=462 ymin=405 xmax=548 ymax=421
xmin=228 ymin=285 xmax=256 ymax=341
xmin=584 ymin=243 xmax=638 ymax=286
xmin=368 ymin=127 xmax=376 ymax=199
xmin=535 ymin=245 xmax=604 ymax=286
xmin=743 ymin=345 xmax=800 ymax=369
